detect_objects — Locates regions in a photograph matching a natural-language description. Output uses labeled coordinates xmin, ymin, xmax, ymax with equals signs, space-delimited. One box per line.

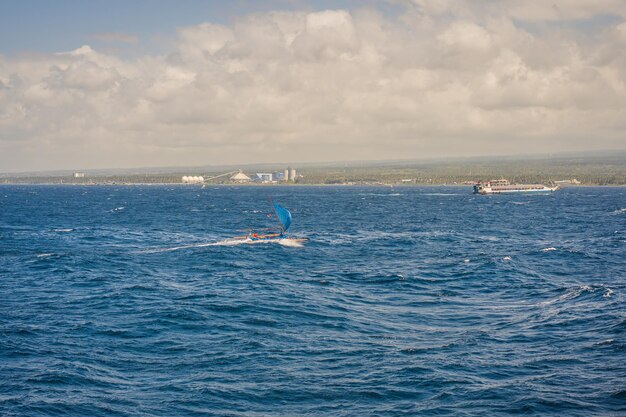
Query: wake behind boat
xmin=234 ymin=202 xmax=308 ymax=243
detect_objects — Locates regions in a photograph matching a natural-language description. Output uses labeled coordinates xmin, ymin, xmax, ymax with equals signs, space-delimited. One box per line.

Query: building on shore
xmin=182 ymin=175 xmax=204 ymax=184
xmin=255 ymin=173 xmax=273 ymax=183
xmin=554 ymin=179 xmax=581 ymax=186
xmin=73 ymin=172 xmax=85 ymax=178
xmin=230 ymin=171 xmax=251 ymax=183
xmin=228 ymin=168 xmax=297 ymax=184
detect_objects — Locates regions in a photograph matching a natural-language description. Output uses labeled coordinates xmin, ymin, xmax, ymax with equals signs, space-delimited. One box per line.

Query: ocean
xmin=1 ymin=185 xmax=625 ymax=416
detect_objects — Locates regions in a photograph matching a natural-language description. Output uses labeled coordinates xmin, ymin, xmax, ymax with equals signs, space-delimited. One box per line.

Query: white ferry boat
xmin=473 ymin=179 xmax=558 ymax=195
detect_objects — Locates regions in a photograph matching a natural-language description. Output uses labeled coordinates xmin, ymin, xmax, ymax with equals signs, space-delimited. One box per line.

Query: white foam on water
xmin=596 ymin=339 xmax=614 ymax=346
xmin=278 ymin=239 xmax=305 ymax=248
xmin=421 ymin=193 xmax=457 ymax=196
xmin=502 ymin=256 xmax=512 ymax=261
xmin=158 ymin=279 xmax=195 ymax=292
xmin=539 ymin=284 xmax=612 ymax=305
xmin=138 ymin=237 xmax=305 ymax=253
xmin=110 ymin=206 xmax=125 ymax=212
xmin=36 ymin=253 xmax=55 ymax=258
xmin=358 ymin=193 xmax=403 ymax=197
xmin=139 ymin=241 xmax=235 ymax=253
xmin=542 ymin=247 xmax=557 ymax=251
xmin=219 ymin=237 xmax=306 ymax=248
xmin=611 ymin=208 xmax=626 ymax=215
xmin=463 ymin=259 xmax=470 ymax=263
xmin=53 ymin=228 xmax=74 ymax=233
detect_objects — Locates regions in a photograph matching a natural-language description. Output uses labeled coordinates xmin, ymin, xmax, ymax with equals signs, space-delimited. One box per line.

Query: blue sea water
xmin=1 ymin=185 xmax=625 ymax=416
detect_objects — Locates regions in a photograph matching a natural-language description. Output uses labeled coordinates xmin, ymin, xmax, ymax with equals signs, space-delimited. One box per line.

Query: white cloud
xmin=614 ymin=20 xmax=626 ymax=42
xmin=49 ymin=61 xmax=121 ymax=91
xmin=502 ymin=0 xmax=626 ymax=21
xmin=405 ymin=0 xmax=626 ymax=20
xmin=439 ymin=21 xmax=493 ymax=51
xmin=177 ymin=23 xmax=234 ymax=60
xmin=0 ymin=5 xmax=625 ymax=171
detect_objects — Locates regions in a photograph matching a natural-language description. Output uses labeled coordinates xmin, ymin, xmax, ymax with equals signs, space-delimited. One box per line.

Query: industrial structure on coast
xmin=4 ymin=153 xmax=623 ymax=185
xmin=180 ymin=167 xmax=298 ymax=184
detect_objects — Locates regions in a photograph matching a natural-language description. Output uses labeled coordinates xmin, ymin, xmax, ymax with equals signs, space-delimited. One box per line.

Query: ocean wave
xmin=3 ymin=185 xmax=625 ymax=416
xmin=420 ymin=193 xmax=458 ymax=196
xmin=539 ymin=284 xmax=614 ymax=306
xmin=278 ymin=238 xmax=305 ymax=248
xmin=138 ymin=237 xmax=306 ymax=253
xmin=316 ymin=230 xmax=423 ymax=246
xmin=358 ymin=193 xmax=403 ymax=196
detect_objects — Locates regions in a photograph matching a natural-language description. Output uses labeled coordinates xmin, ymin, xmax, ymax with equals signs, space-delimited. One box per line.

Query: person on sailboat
xmin=234 ymin=201 xmax=304 ymax=241
xmin=260 ymin=202 xmax=290 ymax=239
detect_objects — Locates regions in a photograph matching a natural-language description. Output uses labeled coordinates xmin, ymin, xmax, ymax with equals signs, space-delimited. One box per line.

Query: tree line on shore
xmin=2 ymin=156 xmax=625 ymax=185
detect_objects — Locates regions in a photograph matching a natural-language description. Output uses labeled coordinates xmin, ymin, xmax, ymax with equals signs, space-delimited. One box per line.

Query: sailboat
xmin=234 ymin=202 xmax=308 ymax=243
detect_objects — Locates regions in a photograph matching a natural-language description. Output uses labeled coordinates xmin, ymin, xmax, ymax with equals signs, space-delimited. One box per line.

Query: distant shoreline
xmin=0 ymin=182 xmax=624 ymax=187
xmin=2 ymin=154 xmax=624 ymax=186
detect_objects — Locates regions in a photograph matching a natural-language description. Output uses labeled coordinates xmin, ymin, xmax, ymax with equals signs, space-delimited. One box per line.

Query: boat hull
xmin=475 ymin=187 xmax=558 ymax=195
xmin=473 ymin=181 xmax=559 ymax=195
xmin=233 ymin=236 xmax=309 ymax=243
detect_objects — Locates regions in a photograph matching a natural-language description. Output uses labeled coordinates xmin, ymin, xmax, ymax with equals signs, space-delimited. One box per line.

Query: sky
xmin=1 ymin=0 xmax=625 ymax=172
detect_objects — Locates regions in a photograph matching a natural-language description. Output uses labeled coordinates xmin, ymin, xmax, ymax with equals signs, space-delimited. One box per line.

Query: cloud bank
xmin=1 ymin=1 xmax=625 ymax=171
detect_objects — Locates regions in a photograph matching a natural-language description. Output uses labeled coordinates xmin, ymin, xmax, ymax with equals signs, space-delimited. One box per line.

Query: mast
xmin=268 ymin=197 xmax=283 ymax=233
xmin=269 ymin=198 xmax=291 ymax=234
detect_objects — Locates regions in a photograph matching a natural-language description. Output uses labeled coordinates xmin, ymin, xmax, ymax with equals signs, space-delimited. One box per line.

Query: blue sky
xmin=0 ymin=0 xmax=398 ymax=55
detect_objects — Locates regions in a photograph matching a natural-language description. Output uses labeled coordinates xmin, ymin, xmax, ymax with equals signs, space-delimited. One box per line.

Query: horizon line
xmin=2 ymin=148 xmax=625 ymax=177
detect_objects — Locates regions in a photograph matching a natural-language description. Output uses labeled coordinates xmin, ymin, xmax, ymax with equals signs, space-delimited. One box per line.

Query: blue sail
xmin=274 ymin=203 xmax=292 ymax=232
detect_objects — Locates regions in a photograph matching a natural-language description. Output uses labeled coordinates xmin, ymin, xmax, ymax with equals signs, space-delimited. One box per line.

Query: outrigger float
xmin=234 ymin=202 xmax=308 ymax=243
